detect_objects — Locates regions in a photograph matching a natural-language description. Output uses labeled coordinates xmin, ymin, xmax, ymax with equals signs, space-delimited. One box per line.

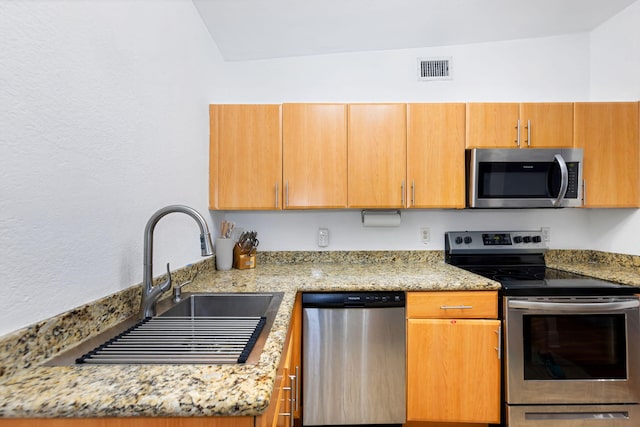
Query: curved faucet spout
xmin=139 ymin=205 xmax=214 ymax=319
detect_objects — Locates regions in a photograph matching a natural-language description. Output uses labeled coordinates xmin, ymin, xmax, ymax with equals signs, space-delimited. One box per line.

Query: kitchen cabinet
xmin=209 ymin=104 xmax=282 ymax=210
xmin=466 ymin=102 xmax=574 ymax=149
xmin=282 ymin=103 xmax=348 ymax=209
xmin=574 ymin=102 xmax=640 ymax=208
xmin=406 ymin=291 xmax=500 ymax=425
xmin=407 ymin=103 xmax=466 ymax=208
xmin=347 ymin=103 xmax=407 ymax=208
xmin=257 ymin=294 xmax=302 ymax=427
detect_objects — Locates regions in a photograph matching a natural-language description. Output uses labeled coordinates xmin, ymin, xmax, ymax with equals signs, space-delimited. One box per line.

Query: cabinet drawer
xmin=406 ymin=291 xmax=498 ymax=319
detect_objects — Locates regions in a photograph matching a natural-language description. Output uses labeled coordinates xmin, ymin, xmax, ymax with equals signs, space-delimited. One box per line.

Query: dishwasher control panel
xmin=302 ymin=292 xmax=405 ymax=308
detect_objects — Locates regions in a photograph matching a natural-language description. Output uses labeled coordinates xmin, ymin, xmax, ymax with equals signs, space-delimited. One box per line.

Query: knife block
xmin=233 ymin=245 xmax=256 ymax=269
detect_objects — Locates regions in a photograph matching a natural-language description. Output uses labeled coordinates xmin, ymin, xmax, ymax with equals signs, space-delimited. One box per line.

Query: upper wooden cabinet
xmin=347 ymin=103 xmax=407 ymax=208
xmin=466 ymin=103 xmax=573 ymax=149
xmin=574 ymin=102 xmax=640 ymax=208
xmin=407 ymin=103 xmax=466 ymax=208
xmin=209 ymin=104 xmax=282 ymax=210
xmin=282 ymin=104 xmax=348 ymax=209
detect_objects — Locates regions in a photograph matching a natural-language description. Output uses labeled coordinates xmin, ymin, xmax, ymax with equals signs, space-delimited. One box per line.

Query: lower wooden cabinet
xmin=406 ymin=292 xmax=500 ymax=425
xmin=257 ymin=294 xmax=301 ymax=427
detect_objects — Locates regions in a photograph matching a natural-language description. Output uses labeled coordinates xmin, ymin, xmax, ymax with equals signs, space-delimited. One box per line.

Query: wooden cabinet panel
xmin=406 ymin=291 xmax=498 ymax=319
xmin=283 ymin=103 xmax=348 ymax=209
xmin=574 ymin=102 xmax=640 ymax=208
xmin=348 ymin=104 xmax=407 ymax=208
xmin=256 ymin=294 xmax=301 ymax=427
xmin=466 ymin=103 xmax=519 ymax=148
xmin=467 ymin=103 xmax=573 ymax=149
xmin=407 ymin=103 xmax=466 ymax=208
xmin=520 ymin=103 xmax=574 ymax=148
xmin=210 ymin=104 xmax=282 ymax=210
xmin=406 ymin=319 xmax=501 ymax=424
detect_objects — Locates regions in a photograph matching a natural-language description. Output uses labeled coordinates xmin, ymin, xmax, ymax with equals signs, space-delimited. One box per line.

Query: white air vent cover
xmin=418 ymin=57 xmax=452 ymax=81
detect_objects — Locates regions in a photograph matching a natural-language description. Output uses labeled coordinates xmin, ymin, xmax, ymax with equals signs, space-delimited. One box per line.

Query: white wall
xmin=0 ymin=0 xmax=223 ymax=336
xmin=590 ymin=0 xmax=640 ymax=100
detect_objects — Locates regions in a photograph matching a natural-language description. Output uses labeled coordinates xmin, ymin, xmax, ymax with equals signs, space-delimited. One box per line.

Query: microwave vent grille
xmin=418 ymin=57 xmax=452 ymax=81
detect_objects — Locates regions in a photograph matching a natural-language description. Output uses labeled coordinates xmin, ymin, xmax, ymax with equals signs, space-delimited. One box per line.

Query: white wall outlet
xmin=318 ymin=228 xmax=329 ymax=247
xmin=541 ymin=227 xmax=551 ymax=242
xmin=420 ymin=227 xmax=430 ymax=244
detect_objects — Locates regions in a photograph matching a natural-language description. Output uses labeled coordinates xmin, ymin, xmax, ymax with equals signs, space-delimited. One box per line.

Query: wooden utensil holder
xmin=233 ymin=244 xmax=256 ymax=269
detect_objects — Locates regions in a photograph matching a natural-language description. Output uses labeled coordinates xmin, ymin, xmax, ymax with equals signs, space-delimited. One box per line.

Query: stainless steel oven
xmin=445 ymin=230 xmax=640 ymax=427
xmin=505 ymin=295 xmax=640 ymax=426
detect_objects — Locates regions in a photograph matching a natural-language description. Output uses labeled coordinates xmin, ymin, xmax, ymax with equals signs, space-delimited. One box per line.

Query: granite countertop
xmin=1 ymin=249 xmax=638 ymax=419
xmin=0 ymin=252 xmax=499 ymax=419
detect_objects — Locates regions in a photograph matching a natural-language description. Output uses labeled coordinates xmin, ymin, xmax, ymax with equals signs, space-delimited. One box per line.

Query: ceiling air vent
xmin=418 ymin=57 xmax=452 ymax=81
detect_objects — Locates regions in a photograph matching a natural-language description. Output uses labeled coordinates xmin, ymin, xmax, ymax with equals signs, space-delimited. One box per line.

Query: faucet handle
xmin=159 ymin=262 xmax=172 ymax=293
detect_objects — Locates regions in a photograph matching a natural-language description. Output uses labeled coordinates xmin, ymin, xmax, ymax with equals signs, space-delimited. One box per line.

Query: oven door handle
xmin=508 ymin=299 xmax=639 ymax=312
xmin=552 ymin=154 xmax=569 ymax=208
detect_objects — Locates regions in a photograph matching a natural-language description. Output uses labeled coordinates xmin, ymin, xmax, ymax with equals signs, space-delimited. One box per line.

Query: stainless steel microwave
xmin=467 ymin=148 xmax=583 ymax=208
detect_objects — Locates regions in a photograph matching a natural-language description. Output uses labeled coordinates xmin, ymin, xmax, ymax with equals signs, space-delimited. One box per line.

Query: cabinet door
xmin=283 ymin=104 xmax=348 ymax=209
xmin=407 ymin=319 xmax=501 ymax=424
xmin=407 ymin=103 xmax=465 ymax=208
xmin=466 ymin=103 xmax=519 ymax=148
xmin=574 ymin=102 xmax=640 ymax=207
xmin=209 ymin=104 xmax=282 ymax=210
xmin=348 ymin=104 xmax=407 ymax=208
xmin=520 ymin=103 xmax=574 ymax=148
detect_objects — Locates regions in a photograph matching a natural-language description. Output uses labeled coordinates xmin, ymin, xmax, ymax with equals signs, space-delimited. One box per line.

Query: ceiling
xmin=192 ymin=0 xmax=637 ymax=61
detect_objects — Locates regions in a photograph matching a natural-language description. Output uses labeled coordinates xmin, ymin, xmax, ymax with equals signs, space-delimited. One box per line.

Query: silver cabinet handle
xmin=401 ymin=180 xmax=405 ymax=206
xmin=285 ymin=181 xmax=289 ymax=208
xmin=495 ymin=324 xmax=502 ymax=360
xmin=279 ymin=375 xmax=296 ymax=427
xmin=526 ymin=119 xmax=531 ymax=147
xmin=583 ymin=179 xmax=587 ymax=206
xmin=294 ymin=365 xmax=300 ymax=412
xmin=515 ymin=119 xmax=521 ymax=147
xmin=411 ymin=180 xmax=415 ymax=207
xmin=275 ymin=182 xmax=279 ymax=209
xmin=440 ymin=305 xmax=473 ymax=310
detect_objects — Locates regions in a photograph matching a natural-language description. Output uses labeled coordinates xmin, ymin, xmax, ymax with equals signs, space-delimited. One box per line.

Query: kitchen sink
xmin=159 ymin=293 xmax=279 ymax=318
xmin=46 ymin=292 xmax=284 ymax=366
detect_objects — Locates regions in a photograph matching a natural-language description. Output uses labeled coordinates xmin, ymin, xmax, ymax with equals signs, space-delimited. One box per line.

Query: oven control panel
xmin=445 ymin=230 xmax=547 ymax=253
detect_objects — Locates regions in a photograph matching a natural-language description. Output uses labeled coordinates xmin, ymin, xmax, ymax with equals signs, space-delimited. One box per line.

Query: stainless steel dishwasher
xmin=302 ymin=291 xmax=406 ymax=426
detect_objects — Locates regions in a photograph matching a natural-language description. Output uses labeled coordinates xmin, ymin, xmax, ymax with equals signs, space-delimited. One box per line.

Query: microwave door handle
xmin=509 ymin=299 xmax=640 ymax=312
xmin=552 ymin=154 xmax=569 ymax=207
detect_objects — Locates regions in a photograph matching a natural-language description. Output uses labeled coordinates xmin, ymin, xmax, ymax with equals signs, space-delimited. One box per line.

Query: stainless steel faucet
xmin=139 ymin=205 xmax=214 ymax=319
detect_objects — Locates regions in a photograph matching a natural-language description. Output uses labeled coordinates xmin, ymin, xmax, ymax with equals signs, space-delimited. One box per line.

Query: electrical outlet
xmin=318 ymin=228 xmax=329 ymax=247
xmin=541 ymin=227 xmax=551 ymax=242
xmin=420 ymin=227 xmax=430 ymax=244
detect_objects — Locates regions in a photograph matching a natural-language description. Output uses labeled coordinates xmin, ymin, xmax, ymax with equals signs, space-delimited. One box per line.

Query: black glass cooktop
xmin=466 ymin=265 xmax=639 ymax=296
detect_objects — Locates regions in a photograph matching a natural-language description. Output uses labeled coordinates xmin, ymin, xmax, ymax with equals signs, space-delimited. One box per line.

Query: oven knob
xmin=455 ymin=236 xmax=463 ymax=244
xmin=523 ymin=236 xmax=532 ymax=243
xmin=513 ymin=236 xmax=523 ymax=243
xmin=532 ymin=235 xmax=542 ymax=243
xmin=464 ymin=236 xmax=473 ymax=244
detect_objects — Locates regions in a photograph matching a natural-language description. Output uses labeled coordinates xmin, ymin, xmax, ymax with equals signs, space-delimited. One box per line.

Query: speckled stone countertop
xmin=545 ymin=250 xmax=640 ymax=286
xmin=0 ymin=251 xmax=499 ymax=419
